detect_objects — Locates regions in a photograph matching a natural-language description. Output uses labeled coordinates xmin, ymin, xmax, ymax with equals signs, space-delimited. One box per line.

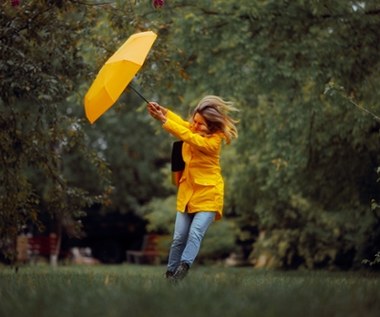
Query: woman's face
xmin=191 ymin=113 xmax=209 ymax=134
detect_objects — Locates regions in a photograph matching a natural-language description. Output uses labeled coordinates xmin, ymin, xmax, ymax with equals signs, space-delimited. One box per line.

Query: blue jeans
xmin=167 ymin=211 xmax=215 ymax=272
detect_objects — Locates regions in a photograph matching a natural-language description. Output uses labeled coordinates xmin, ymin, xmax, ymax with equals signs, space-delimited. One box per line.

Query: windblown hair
xmin=192 ymin=95 xmax=239 ymax=144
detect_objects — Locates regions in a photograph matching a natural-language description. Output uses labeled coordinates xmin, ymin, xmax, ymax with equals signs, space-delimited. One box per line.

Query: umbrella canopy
xmin=84 ymin=31 xmax=157 ymax=124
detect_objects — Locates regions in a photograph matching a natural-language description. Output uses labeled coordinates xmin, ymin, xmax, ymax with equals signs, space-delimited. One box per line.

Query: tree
xmin=0 ymin=1 xmax=109 ymax=264
xmin=232 ymin=0 xmax=380 ymax=268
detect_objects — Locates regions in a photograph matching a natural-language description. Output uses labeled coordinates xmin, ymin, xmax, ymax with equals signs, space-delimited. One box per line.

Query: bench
xmin=18 ymin=233 xmax=59 ymax=264
xmin=126 ymin=234 xmax=168 ymax=265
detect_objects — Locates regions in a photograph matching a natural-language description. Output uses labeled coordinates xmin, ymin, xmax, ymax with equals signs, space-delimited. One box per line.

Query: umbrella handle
xmin=129 ymin=85 xmax=149 ymax=104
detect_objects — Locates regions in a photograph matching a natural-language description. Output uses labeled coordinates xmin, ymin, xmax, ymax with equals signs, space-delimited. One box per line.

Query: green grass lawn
xmin=0 ymin=264 xmax=379 ymax=317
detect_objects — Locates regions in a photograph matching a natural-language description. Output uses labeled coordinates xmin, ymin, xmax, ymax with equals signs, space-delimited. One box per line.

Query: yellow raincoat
xmin=163 ymin=110 xmax=224 ymax=221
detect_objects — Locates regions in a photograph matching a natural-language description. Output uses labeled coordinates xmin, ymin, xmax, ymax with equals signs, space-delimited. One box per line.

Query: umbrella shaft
xmin=129 ymin=85 xmax=149 ymax=104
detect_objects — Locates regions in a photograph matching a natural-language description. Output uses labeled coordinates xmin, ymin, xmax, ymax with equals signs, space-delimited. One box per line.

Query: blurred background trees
xmin=1 ymin=0 xmax=380 ymax=269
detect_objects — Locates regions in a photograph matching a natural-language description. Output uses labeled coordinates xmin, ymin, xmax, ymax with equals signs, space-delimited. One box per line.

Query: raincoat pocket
xmin=191 ymin=177 xmax=221 ymax=213
xmin=193 ymin=178 xmax=217 ymax=186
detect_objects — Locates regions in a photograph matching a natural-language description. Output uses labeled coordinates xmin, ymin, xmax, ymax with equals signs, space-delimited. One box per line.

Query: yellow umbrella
xmin=84 ymin=31 xmax=157 ymax=124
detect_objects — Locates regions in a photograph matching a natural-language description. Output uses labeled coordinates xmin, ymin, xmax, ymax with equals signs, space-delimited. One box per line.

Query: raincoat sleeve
xmin=166 ymin=110 xmax=191 ymax=128
xmin=163 ymin=115 xmax=221 ymax=154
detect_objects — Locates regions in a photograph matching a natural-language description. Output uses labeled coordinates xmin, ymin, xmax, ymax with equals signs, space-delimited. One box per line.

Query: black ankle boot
xmin=165 ymin=270 xmax=174 ymax=279
xmin=172 ymin=262 xmax=190 ymax=280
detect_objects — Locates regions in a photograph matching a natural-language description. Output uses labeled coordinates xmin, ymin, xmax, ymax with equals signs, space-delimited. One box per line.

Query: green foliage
xmin=252 ymin=195 xmax=359 ymax=269
xmin=199 ymin=219 xmax=240 ymax=262
xmin=0 ymin=1 xmax=109 ymax=262
xmin=139 ymin=195 xmax=176 ymax=234
xmin=0 ymin=1 xmax=88 ymax=103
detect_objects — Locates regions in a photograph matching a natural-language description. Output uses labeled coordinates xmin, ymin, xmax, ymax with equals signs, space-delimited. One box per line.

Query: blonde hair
xmin=192 ymin=95 xmax=239 ymax=144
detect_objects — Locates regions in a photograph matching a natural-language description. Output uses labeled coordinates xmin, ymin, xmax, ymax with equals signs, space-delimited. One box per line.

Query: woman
xmin=147 ymin=95 xmax=238 ymax=281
